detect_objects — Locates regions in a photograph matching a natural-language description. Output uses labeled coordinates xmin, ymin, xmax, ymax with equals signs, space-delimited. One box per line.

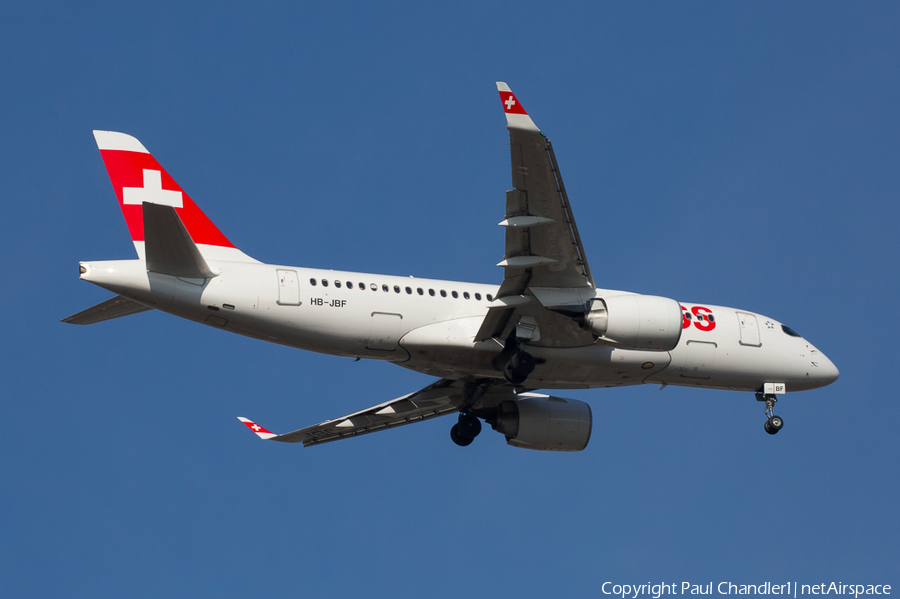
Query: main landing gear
xmin=493 ymin=335 xmax=536 ymax=386
xmin=449 ymin=380 xmax=491 ymax=447
xmin=761 ymin=394 xmax=784 ymax=435
xmin=450 ymin=413 xmax=482 ymax=446
xmin=503 ymin=350 xmax=535 ymax=385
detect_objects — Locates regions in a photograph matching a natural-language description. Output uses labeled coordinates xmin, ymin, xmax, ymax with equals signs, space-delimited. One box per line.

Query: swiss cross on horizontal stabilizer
xmin=122 ymin=169 xmax=183 ymax=208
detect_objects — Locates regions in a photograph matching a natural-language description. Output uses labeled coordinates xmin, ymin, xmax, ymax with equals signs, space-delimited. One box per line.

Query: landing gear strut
xmin=761 ymin=394 xmax=784 ymax=435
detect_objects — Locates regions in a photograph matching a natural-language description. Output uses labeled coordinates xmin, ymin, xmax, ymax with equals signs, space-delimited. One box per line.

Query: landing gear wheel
xmin=458 ymin=413 xmax=482 ymax=438
xmin=450 ymin=424 xmax=473 ymax=446
xmin=503 ymin=351 xmax=535 ymax=385
xmin=764 ymin=416 xmax=784 ymax=435
xmin=450 ymin=414 xmax=482 ymax=447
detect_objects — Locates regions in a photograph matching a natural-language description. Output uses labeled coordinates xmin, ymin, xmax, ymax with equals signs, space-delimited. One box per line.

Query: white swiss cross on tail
xmin=122 ymin=169 xmax=183 ymax=208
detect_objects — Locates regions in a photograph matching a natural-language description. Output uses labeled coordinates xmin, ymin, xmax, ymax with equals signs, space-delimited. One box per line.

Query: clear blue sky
xmin=2 ymin=2 xmax=898 ymax=597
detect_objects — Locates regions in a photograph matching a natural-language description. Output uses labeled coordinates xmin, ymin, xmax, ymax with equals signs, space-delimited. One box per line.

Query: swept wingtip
xmin=496 ymin=83 xmax=539 ymax=131
xmin=237 ymin=417 xmax=277 ymax=440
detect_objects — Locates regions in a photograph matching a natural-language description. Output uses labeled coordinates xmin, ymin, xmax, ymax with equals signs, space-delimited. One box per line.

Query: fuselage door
xmin=276 ymin=269 xmax=301 ymax=306
xmin=736 ymin=312 xmax=761 ymax=347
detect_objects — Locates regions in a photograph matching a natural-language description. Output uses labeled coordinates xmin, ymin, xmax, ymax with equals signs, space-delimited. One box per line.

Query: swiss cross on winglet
xmin=499 ymin=91 xmax=527 ymax=115
xmin=237 ymin=417 xmax=277 ymax=440
xmin=496 ymin=82 xmax=540 ymax=132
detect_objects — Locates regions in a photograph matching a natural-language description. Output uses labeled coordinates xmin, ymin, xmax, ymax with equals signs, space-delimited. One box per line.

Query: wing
xmin=476 ymin=83 xmax=597 ymax=347
xmin=238 ymin=379 xmax=464 ymax=447
xmin=237 ymin=379 xmax=527 ymax=447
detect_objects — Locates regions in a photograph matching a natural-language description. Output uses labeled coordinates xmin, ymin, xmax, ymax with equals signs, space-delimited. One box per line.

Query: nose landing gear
xmin=761 ymin=394 xmax=784 ymax=435
xmin=764 ymin=415 xmax=784 ymax=435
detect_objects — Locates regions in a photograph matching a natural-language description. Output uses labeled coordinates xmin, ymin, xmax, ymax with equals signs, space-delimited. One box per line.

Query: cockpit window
xmin=782 ymin=325 xmax=801 ymax=338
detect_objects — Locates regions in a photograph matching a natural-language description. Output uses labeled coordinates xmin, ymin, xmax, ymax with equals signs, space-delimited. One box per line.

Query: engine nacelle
xmin=492 ymin=395 xmax=592 ymax=452
xmin=584 ymin=294 xmax=682 ymax=351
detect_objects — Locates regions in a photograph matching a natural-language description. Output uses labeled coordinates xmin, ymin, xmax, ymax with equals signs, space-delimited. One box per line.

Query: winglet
xmin=237 ymin=417 xmax=277 ymax=440
xmin=496 ymin=82 xmax=540 ymax=132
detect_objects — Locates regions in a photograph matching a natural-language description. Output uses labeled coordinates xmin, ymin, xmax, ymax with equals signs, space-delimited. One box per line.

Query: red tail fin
xmin=93 ymin=131 xmax=237 ymax=255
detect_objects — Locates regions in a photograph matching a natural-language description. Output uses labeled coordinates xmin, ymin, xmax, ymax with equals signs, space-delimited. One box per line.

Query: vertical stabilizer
xmin=93 ymin=131 xmax=257 ymax=263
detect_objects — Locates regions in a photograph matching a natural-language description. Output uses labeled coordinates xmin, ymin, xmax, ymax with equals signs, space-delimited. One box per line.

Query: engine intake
xmin=584 ymin=294 xmax=682 ymax=351
xmin=491 ymin=395 xmax=592 ymax=452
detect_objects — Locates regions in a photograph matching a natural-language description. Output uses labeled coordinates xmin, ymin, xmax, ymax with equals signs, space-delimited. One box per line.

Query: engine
xmin=491 ymin=395 xmax=592 ymax=452
xmin=583 ymin=294 xmax=682 ymax=351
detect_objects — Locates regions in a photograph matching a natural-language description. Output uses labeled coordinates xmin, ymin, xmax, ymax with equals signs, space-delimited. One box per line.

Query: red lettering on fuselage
xmin=681 ymin=305 xmax=717 ymax=331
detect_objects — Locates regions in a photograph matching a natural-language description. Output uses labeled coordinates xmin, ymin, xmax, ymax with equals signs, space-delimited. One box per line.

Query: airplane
xmin=63 ymin=82 xmax=839 ymax=451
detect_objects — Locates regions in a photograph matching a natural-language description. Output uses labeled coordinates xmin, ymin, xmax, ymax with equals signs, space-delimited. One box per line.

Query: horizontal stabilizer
xmin=143 ymin=202 xmax=217 ymax=278
xmin=62 ymin=295 xmax=152 ymax=325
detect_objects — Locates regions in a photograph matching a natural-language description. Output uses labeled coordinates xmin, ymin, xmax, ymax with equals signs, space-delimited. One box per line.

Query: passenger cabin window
xmin=782 ymin=325 xmax=802 ymax=338
xmin=417 ymin=288 xmax=424 ymax=295
xmin=475 ymin=293 xmax=481 ymax=300
xmin=406 ymin=287 xmax=412 ymax=294
xmin=310 ymin=278 xmax=317 ymax=286
xmin=440 ymin=290 xmax=447 ymax=297
xmin=358 ymin=282 xmax=365 ymax=290
xmin=487 ymin=294 xmax=493 ymax=301
xmin=335 ymin=281 xmax=342 ymax=288
xmin=463 ymin=292 xmax=470 ymax=300
xmin=382 ymin=284 xmax=389 ymax=292
xmin=452 ymin=291 xmax=458 ymax=299
xmin=370 ymin=283 xmax=377 ymax=291
xmin=394 ymin=285 xmax=401 ymax=293
xmin=429 ymin=289 xmax=435 ymax=297
xmin=322 ymin=279 xmax=328 ymax=287
xmin=346 ymin=281 xmax=352 ymax=289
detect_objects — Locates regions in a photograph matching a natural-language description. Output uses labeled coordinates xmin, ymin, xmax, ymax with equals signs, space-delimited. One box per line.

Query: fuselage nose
xmin=815 ymin=352 xmax=840 ymax=388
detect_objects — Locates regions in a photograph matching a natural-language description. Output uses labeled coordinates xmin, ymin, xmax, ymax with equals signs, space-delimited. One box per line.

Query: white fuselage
xmin=79 ymin=257 xmax=839 ymax=395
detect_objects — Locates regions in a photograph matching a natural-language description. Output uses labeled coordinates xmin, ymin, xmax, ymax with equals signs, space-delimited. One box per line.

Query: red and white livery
xmin=64 ymin=83 xmax=838 ymax=451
